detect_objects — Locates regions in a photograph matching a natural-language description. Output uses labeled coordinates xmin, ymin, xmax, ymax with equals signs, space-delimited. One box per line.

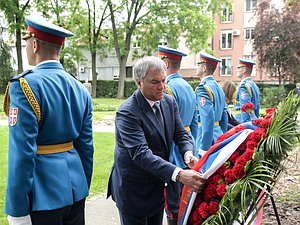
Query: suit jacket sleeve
xmin=116 ymin=108 xmax=177 ymax=184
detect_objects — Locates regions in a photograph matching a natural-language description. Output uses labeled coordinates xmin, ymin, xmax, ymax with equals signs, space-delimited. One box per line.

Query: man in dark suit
xmin=107 ymin=56 xmax=205 ymax=225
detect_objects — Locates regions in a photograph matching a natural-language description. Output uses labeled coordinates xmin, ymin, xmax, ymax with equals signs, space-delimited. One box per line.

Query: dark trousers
xmin=119 ymin=209 xmax=164 ymax=225
xmin=30 ymin=199 xmax=85 ymax=225
xmin=164 ymin=181 xmax=183 ymax=221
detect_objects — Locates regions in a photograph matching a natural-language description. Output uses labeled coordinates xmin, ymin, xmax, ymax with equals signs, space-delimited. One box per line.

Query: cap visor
xmin=22 ymin=34 xmax=32 ymax=40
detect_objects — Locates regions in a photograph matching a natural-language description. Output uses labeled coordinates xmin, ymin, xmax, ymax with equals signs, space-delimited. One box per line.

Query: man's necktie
xmin=153 ymin=102 xmax=164 ymax=131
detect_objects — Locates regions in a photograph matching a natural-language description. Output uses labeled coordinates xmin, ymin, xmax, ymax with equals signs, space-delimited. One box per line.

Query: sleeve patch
xmin=199 ymin=97 xmax=206 ymax=106
xmin=9 ymin=108 xmax=18 ymax=126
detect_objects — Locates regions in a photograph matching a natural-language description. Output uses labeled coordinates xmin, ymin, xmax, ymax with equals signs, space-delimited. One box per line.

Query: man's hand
xmin=184 ymin=151 xmax=198 ymax=168
xmin=178 ymin=170 xmax=206 ymax=193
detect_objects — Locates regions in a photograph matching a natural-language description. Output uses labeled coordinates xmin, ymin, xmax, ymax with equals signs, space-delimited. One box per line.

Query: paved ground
xmin=85 ymin=194 xmax=120 ymax=225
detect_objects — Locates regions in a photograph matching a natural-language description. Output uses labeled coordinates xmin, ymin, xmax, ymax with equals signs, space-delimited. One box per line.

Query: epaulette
xmin=3 ymin=70 xmax=32 ymax=117
xmin=68 ymin=72 xmax=78 ymax=80
xmin=4 ymin=69 xmax=41 ymax=123
xmin=11 ymin=69 xmax=33 ymax=81
xmin=165 ymin=85 xmax=173 ymax=96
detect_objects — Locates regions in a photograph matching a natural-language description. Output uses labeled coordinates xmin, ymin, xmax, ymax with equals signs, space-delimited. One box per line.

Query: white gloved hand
xmin=7 ymin=215 xmax=32 ymax=225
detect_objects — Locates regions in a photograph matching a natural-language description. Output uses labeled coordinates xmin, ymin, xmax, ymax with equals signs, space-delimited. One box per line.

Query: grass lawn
xmin=0 ymin=127 xmax=115 ymax=224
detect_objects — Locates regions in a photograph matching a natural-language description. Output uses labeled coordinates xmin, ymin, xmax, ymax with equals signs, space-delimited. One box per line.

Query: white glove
xmin=7 ymin=215 xmax=32 ymax=225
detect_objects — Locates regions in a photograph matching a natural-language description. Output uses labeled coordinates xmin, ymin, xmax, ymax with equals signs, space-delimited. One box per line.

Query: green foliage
xmin=253 ymin=2 xmax=300 ymax=84
xmin=260 ymin=86 xmax=286 ymax=108
xmin=0 ymin=127 xmax=9 ymax=225
xmin=96 ymin=80 xmax=137 ymax=98
xmin=203 ymin=94 xmax=300 ymax=224
xmin=92 ymin=98 xmax=124 ymax=112
xmin=88 ymin=132 xmax=115 ymax=197
xmin=0 ymin=40 xmax=15 ymax=93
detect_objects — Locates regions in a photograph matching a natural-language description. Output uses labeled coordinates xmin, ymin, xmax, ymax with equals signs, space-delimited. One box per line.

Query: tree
xmin=34 ymin=0 xmax=87 ymax=75
xmin=0 ymin=0 xmax=31 ymax=73
xmin=0 ymin=37 xmax=15 ymax=93
xmin=108 ymin=0 xmax=228 ymax=99
xmin=253 ymin=2 xmax=300 ymax=84
xmin=82 ymin=0 xmax=111 ymax=98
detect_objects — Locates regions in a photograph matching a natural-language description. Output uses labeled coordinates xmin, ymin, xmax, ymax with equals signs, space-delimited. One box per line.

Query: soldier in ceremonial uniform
xmin=195 ymin=52 xmax=228 ymax=157
xmin=158 ymin=46 xmax=198 ymax=225
xmin=3 ymin=16 xmax=94 ymax=225
xmin=233 ymin=58 xmax=260 ymax=122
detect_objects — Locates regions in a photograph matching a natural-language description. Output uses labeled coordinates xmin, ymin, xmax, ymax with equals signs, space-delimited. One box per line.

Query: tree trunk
xmin=117 ymin=58 xmax=127 ymax=99
xmin=91 ymin=51 xmax=97 ymax=98
xmin=16 ymin=29 xmax=23 ymax=73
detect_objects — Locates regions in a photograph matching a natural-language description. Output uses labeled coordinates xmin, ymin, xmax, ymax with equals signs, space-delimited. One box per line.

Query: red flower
xmin=207 ymin=174 xmax=223 ymax=185
xmin=198 ymin=202 xmax=209 ymax=219
xmin=231 ymin=164 xmax=246 ymax=179
xmin=192 ymin=209 xmax=202 ymax=223
xmin=216 ymin=165 xmax=228 ymax=176
xmin=241 ymin=103 xmax=254 ymax=113
xmin=247 ymin=141 xmax=258 ymax=151
xmin=208 ymin=201 xmax=219 ymax=215
xmin=243 ymin=149 xmax=254 ymax=162
xmin=229 ymin=151 xmax=240 ymax=163
xmin=266 ymin=108 xmax=276 ymax=114
xmin=203 ymin=184 xmax=217 ymax=202
xmin=216 ymin=183 xmax=227 ymax=197
xmin=224 ymin=169 xmax=235 ymax=184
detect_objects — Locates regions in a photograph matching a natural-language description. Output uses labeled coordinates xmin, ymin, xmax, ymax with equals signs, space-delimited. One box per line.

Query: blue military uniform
xmin=158 ymin=45 xmax=198 ymax=167
xmin=3 ymin=16 xmax=94 ymax=219
xmin=195 ymin=52 xmax=228 ymax=156
xmin=158 ymin=46 xmax=198 ymax=223
xmin=234 ymin=59 xmax=260 ymax=122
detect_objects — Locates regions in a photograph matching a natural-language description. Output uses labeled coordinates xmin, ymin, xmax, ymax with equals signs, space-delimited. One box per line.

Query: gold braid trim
xmin=165 ymin=85 xmax=173 ymax=96
xmin=204 ymin=85 xmax=214 ymax=102
xmin=3 ymin=82 xmax=10 ymax=116
xmin=245 ymin=83 xmax=253 ymax=99
xmin=19 ymin=78 xmax=41 ymax=123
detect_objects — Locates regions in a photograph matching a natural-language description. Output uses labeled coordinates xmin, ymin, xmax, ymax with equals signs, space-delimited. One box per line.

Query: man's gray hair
xmin=133 ymin=56 xmax=167 ymax=81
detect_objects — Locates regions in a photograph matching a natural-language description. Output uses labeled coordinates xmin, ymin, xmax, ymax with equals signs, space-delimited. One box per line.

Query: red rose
xmin=216 ymin=183 xmax=227 ymax=197
xmin=209 ymin=201 xmax=219 ymax=215
xmin=198 ymin=202 xmax=209 ymax=219
xmin=232 ymin=163 xmax=246 ymax=179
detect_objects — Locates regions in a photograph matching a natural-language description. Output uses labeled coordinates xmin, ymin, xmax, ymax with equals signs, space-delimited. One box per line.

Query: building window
xmin=221 ymin=30 xmax=233 ymax=49
xmin=126 ymin=66 xmax=133 ymax=78
xmin=159 ymin=36 xmax=168 ymax=46
xmin=245 ymin=0 xmax=257 ymax=12
xmin=132 ymin=35 xmax=140 ymax=48
xmin=220 ymin=57 xmax=232 ymax=76
xmin=221 ymin=6 xmax=233 ymax=23
xmin=244 ymin=28 xmax=255 ymax=40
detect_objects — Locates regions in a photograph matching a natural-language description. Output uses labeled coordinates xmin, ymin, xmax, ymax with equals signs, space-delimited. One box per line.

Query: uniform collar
xmin=201 ymin=75 xmax=214 ymax=83
xmin=166 ymin=72 xmax=180 ymax=82
xmin=241 ymin=77 xmax=252 ymax=83
xmin=34 ymin=60 xmax=61 ymax=70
